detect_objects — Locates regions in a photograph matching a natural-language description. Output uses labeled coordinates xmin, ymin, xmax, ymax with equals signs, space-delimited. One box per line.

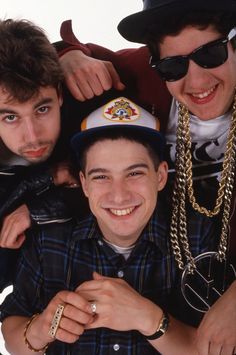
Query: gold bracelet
xmin=24 ymin=313 xmax=49 ymax=353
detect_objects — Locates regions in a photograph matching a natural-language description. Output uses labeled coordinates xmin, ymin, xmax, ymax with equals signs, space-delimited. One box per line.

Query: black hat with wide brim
xmin=118 ymin=0 xmax=236 ymax=44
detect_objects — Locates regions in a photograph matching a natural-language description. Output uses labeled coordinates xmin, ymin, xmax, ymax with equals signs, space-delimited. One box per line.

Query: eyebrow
xmin=0 ymin=108 xmax=17 ymax=115
xmin=87 ymin=163 xmax=149 ymax=176
xmin=34 ymin=98 xmax=54 ymax=109
xmin=0 ymin=98 xmax=54 ymax=115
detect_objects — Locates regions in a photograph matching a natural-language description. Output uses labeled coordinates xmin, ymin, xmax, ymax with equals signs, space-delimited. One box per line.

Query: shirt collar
xmin=72 ymin=214 xmax=101 ymax=242
xmin=71 ymin=205 xmax=169 ymax=255
xmin=138 ymin=206 xmax=168 ymax=254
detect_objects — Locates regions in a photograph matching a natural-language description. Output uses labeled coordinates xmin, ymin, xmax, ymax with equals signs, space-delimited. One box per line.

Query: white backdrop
xmin=0 ymin=0 xmax=142 ymax=49
xmin=0 ymin=1 xmax=142 ymax=354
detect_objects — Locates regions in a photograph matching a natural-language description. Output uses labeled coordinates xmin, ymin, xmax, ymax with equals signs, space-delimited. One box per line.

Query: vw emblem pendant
xmin=181 ymin=251 xmax=236 ymax=313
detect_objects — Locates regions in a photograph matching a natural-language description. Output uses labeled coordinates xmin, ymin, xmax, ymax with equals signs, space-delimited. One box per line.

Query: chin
xmin=27 ymin=155 xmax=49 ymax=164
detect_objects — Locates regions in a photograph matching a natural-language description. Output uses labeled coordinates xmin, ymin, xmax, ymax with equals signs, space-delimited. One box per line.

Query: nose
xmin=185 ymin=59 xmax=212 ymax=88
xmin=109 ymin=180 xmax=131 ymax=205
xmin=23 ymin=119 xmax=40 ymax=143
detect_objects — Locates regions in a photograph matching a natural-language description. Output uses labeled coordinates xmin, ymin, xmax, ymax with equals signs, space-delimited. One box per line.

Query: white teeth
xmin=110 ymin=207 xmax=134 ymax=216
xmin=192 ymin=86 xmax=215 ymax=99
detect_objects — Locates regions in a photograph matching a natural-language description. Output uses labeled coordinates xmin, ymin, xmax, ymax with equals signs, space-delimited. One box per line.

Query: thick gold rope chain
xmin=170 ymin=95 xmax=236 ymax=272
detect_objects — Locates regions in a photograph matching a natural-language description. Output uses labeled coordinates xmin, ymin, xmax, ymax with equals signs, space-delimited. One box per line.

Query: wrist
xmin=145 ymin=311 xmax=169 ymax=340
xmin=24 ymin=314 xmax=51 ymax=352
xmin=139 ymin=302 xmax=163 ymax=336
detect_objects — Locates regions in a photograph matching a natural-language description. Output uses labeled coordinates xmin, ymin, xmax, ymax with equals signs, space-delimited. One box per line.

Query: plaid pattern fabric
xmin=0 ymin=204 xmax=215 ymax=355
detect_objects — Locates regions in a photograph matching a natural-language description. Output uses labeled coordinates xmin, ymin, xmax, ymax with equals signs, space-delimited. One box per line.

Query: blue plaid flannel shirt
xmin=0 ymin=204 xmax=215 ymax=355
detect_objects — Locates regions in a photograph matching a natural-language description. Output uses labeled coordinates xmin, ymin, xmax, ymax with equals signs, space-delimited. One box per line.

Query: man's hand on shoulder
xmin=60 ymin=50 xmax=125 ymax=101
xmin=51 ymin=161 xmax=80 ymax=188
xmin=0 ymin=204 xmax=30 ymax=249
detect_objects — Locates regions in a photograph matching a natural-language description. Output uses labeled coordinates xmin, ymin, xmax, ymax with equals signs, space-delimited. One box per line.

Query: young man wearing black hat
xmin=0 ymin=98 xmax=216 ymax=354
xmin=56 ymin=2 xmax=236 ymax=354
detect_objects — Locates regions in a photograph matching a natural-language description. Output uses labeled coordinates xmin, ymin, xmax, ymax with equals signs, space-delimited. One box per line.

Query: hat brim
xmin=71 ymin=125 xmax=165 ymax=161
xmin=118 ymin=0 xmax=236 ymax=44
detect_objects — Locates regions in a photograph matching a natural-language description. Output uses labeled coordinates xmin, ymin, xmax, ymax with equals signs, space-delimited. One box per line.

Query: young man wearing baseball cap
xmin=56 ymin=2 xmax=236 ymax=353
xmin=0 ymin=98 xmax=215 ymax=354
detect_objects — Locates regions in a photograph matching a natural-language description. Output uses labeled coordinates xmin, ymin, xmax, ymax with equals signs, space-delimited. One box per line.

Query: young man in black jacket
xmin=0 ymin=19 xmax=87 ymax=292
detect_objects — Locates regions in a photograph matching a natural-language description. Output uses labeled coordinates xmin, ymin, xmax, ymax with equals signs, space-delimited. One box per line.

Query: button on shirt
xmin=0 ymin=204 xmax=215 ymax=355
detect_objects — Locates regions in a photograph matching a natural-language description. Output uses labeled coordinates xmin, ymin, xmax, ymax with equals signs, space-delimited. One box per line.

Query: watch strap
xmin=145 ymin=311 xmax=169 ymax=340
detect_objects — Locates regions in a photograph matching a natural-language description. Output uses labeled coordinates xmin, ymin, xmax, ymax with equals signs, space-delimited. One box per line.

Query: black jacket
xmin=0 ymin=164 xmax=89 ymax=292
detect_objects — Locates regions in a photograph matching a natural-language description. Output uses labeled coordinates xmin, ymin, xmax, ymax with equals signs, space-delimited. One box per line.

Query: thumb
xmin=13 ymin=233 xmax=26 ymax=249
xmin=92 ymin=271 xmax=105 ymax=280
xmin=107 ymin=64 xmax=125 ymax=91
xmin=115 ymin=81 xmax=126 ymax=91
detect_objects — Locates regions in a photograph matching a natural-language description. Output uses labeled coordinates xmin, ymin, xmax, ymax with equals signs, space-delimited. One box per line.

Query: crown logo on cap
xmin=104 ymin=97 xmax=140 ymax=122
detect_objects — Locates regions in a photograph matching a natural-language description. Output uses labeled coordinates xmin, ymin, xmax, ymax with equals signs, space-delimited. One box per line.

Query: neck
xmin=103 ymin=236 xmax=136 ymax=248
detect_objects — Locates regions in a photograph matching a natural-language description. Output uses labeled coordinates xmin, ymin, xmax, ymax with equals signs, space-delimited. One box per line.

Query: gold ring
xmin=48 ymin=304 xmax=64 ymax=338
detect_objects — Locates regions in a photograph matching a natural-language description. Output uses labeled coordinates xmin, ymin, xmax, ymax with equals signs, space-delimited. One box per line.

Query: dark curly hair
xmin=0 ymin=19 xmax=64 ymax=102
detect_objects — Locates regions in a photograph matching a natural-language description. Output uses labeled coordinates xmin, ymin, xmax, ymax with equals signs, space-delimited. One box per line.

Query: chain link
xmin=169 ymin=94 xmax=236 ymax=273
xmin=184 ymin=96 xmax=236 ymax=217
xmin=170 ymin=104 xmax=196 ymax=271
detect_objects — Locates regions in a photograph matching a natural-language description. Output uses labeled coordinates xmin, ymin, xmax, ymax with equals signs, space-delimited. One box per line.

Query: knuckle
xmin=102 ymin=279 xmax=112 ymax=288
xmin=58 ymin=328 xmax=80 ymax=343
xmin=80 ymin=66 xmax=93 ymax=75
xmin=63 ymin=304 xmax=72 ymax=318
xmin=105 ymin=61 xmax=113 ymax=68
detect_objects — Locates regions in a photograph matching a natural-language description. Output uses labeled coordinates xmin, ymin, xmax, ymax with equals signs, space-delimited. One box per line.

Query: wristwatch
xmin=145 ymin=311 xmax=169 ymax=340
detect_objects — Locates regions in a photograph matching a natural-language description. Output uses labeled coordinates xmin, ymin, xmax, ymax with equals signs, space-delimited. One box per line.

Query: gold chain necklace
xmin=184 ymin=98 xmax=236 ymax=217
xmin=170 ymin=94 xmax=236 ymax=273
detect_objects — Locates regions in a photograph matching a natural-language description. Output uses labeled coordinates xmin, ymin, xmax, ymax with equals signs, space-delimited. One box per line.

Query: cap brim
xmin=118 ymin=0 xmax=236 ymax=44
xmin=71 ymin=125 xmax=165 ymax=161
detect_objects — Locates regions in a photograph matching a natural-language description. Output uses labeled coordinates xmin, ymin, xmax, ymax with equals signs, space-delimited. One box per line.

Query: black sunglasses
xmin=150 ymin=28 xmax=236 ymax=82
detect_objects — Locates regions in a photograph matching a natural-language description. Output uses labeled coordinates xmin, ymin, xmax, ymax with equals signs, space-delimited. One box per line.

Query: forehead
xmin=85 ymin=138 xmax=152 ymax=169
xmin=159 ymin=25 xmax=222 ymax=56
xmin=0 ymin=85 xmax=58 ymax=109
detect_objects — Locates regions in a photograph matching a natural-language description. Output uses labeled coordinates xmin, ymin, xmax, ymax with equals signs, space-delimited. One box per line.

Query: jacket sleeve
xmin=0 ymin=170 xmax=90 ymax=225
xmin=54 ymin=19 xmax=139 ymax=64
xmin=0 ymin=169 xmax=54 ymax=219
xmin=55 ymin=20 xmax=172 ymax=124
xmin=26 ymin=185 xmax=90 ymax=224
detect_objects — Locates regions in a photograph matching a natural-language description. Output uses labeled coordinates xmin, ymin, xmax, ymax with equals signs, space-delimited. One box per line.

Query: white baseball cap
xmin=71 ymin=97 xmax=165 ymax=160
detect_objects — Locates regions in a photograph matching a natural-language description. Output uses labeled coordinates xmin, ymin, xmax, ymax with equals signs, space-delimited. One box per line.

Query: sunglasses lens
xmin=193 ymin=41 xmax=228 ymax=68
xmin=150 ymin=38 xmax=229 ymax=82
xmin=155 ymin=57 xmax=189 ymax=82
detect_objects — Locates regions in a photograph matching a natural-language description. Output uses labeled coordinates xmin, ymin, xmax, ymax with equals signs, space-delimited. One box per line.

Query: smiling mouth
xmin=109 ymin=207 xmax=135 ymax=216
xmin=191 ymin=85 xmax=216 ymax=99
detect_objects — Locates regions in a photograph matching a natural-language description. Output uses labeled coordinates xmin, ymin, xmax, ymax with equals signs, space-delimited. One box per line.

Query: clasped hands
xmin=32 ymin=272 xmax=158 ymax=347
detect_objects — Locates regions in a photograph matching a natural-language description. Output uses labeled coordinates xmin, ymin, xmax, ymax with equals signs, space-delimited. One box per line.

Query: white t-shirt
xmin=165 ymin=99 xmax=231 ymax=182
xmin=104 ymin=239 xmax=135 ymax=260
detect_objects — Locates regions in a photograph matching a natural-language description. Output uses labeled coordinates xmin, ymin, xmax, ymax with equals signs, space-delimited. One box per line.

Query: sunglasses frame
xmin=150 ymin=28 xmax=236 ymax=82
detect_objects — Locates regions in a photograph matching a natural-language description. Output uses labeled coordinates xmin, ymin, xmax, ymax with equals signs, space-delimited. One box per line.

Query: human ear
xmin=58 ymin=93 xmax=63 ymax=107
xmin=156 ymin=161 xmax=168 ymax=191
xmin=79 ymin=171 xmax=89 ymax=197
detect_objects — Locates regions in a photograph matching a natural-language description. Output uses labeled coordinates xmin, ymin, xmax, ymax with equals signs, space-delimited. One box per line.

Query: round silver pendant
xmin=181 ymin=251 xmax=236 ymax=313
